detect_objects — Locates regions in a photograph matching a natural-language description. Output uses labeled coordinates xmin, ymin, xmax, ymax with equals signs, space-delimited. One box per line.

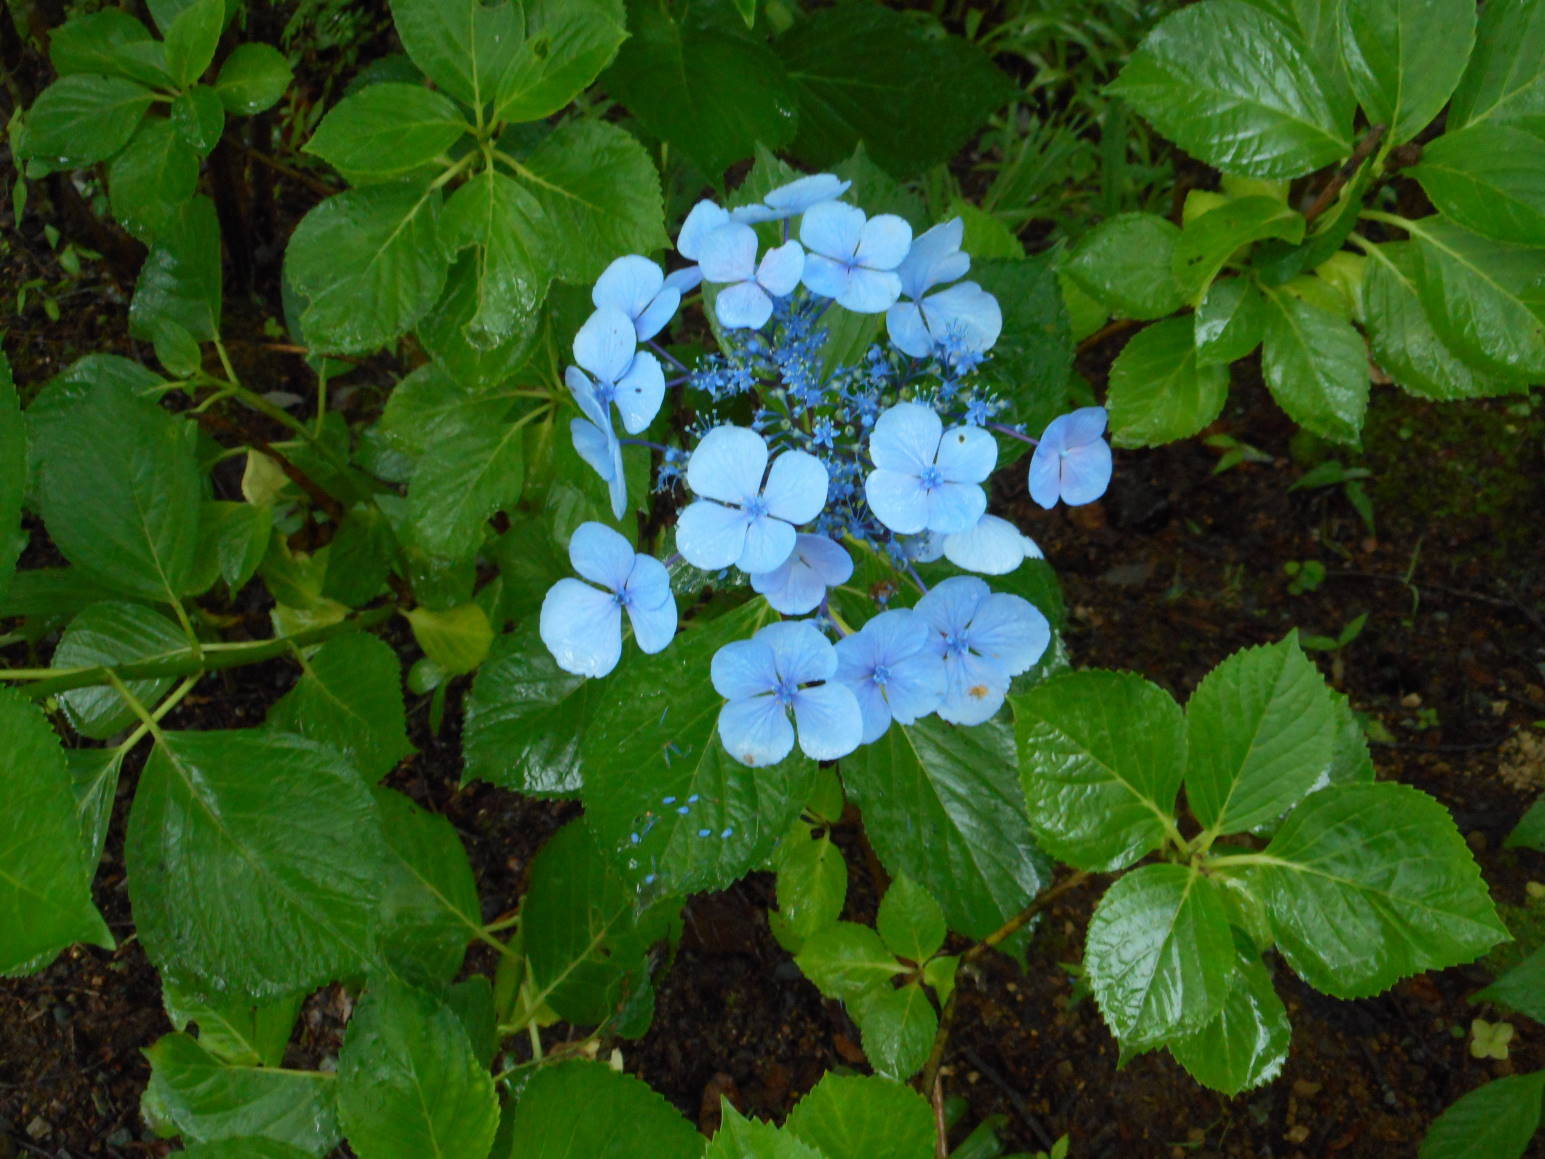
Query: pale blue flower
xmin=699 ymin=222 xmax=804 ymax=330
xmin=914 ymin=576 xmax=1049 ymax=724
xmin=592 ymin=255 xmax=681 ymax=342
xmin=1028 ymin=407 xmax=1113 ymax=509
xmin=799 ymin=201 xmax=913 ymax=313
xmin=750 ymin=533 xmax=853 ymax=615
xmin=896 ymin=218 xmax=970 ymax=300
xmin=570 ymin=307 xmax=665 ymax=434
xmin=942 ymin=514 xmax=1041 ymax=575
xmin=834 ymin=608 xmax=947 ymax=743
xmin=678 ymin=199 xmax=731 ymax=260
xmin=712 ymin=620 xmax=862 ymax=766
xmin=887 ymin=282 xmax=1003 ymax=361
xmin=732 ymin=173 xmax=852 ymax=224
xmin=566 ymin=367 xmax=627 ymax=519
xmin=864 ymin=402 xmax=997 ymax=535
xmin=540 ymin=522 xmax=676 ymax=677
xmin=676 ymin=426 xmax=828 ymax=574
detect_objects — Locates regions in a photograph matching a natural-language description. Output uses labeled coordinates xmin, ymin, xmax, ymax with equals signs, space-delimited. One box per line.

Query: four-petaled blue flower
xmin=834 ymin=608 xmax=947 ymax=743
xmin=570 ymin=307 xmax=665 ymax=434
xmin=885 ymin=218 xmax=1002 ymax=360
xmin=699 ymin=222 xmax=805 ymax=330
xmin=676 ymin=426 xmax=828 ymax=574
xmin=592 ymin=255 xmax=682 ymax=342
xmin=1028 ymin=407 xmax=1113 ymax=509
xmin=712 ymin=621 xmax=862 ymax=766
xmin=799 ymin=202 xmax=913 ymax=313
xmin=864 ymin=402 xmax=997 ymax=535
xmin=914 ymin=576 xmax=1049 ymax=724
xmin=566 ymin=370 xmax=627 ymax=519
xmin=732 ymin=173 xmax=852 ymax=223
xmin=540 ymin=522 xmax=677 ymax=678
xmin=678 ymin=199 xmax=731 ymax=261
xmin=750 ymin=533 xmax=854 ymax=615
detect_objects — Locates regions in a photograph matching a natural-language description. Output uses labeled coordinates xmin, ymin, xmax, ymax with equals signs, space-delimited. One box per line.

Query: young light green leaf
xmin=130 ymin=194 xmax=222 ymax=342
xmin=373 ymin=787 xmax=482 ymax=987
xmin=0 ymin=689 xmax=113 ymax=973
xmin=1412 ymin=123 xmax=1545 ymax=248
xmin=1446 ymin=1 xmax=1545 ymax=132
xmin=266 ymin=633 xmax=412 ymax=781
xmin=876 ymin=876 xmax=946 ymax=964
xmin=337 ymin=979 xmax=497 ymax=1159
xmin=404 ymin=602 xmax=492 ymax=675
xmin=305 ymin=84 xmax=466 ymax=184
xmin=214 ymin=43 xmax=292 ymax=114
xmin=1110 ymin=0 xmax=1351 ymax=178
xmin=23 ymin=75 xmax=153 ymax=167
xmin=1106 ymin=317 xmax=1229 ymax=449
xmin=1195 ymin=277 xmax=1267 ymax=365
xmin=142 ymin=1032 xmax=340 ymax=1155
xmin=1087 ymin=864 xmax=1234 ymax=1052
xmin=108 ymin=117 xmax=200 ymax=242
xmin=164 ymin=0 xmax=223 ymax=86
xmin=440 ymin=169 xmax=551 ymax=347
xmin=1166 ymin=933 xmax=1290 ymax=1095
xmin=785 ymin=1073 xmax=935 ymax=1159
xmin=54 ymin=601 xmax=185 ymax=740
xmin=1173 ymin=196 xmax=1304 ymax=302
xmin=125 ymin=729 xmax=391 ymax=999
xmin=841 ymin=716 xmax=1052 ymax=947
xmin=388 ymin=0 xmax=525 ymax=110
xmin=520 ymin=119 xmax=668 ymax=284
xmin=1185 ymin=634 xmax=1335 ymax=834
xmin=494 ymin=0 xmax=627 ymax=123
xmin=0 ymin=351 xmax=23 ymax=602
xmin=796 ymin=922 xmax=903 ymax=1001
xmin=1338 ymin=0 xmax=1474 ymax=143
xmin=1013 ymin=670 xmax=1187 ymax=873
xmin=850 ymin=984 xmax=936 ymax=1081
xmin=1062 ymin=213 xmax=1183 ymax=321
xmin=506 ymin=1060 xmax=702 ymax=1159
xmin=285 ymin=183 xmax=448 ymax=354
xmin=775 ymin=828 xmax=848 ymax=946
xmin=1259 ymin=285 xmax=1369 ymax=445
xmin=706 ymin=1105 xmax=829 ymax=1159
xmin=49 ymin=9 xmax=169 ymax=88
xmin=1419 ymin=1071 xmax=1545 ymax=1159
xmin=1237 ymin=782 xmax=1509 ymax=998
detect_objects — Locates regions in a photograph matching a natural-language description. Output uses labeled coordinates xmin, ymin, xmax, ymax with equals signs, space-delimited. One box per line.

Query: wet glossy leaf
xmin=389 ymin=0 xmax=525 ymax=110
xmin=1173 ymin=197 xmax=1303 ymax=302
xmin=440 ymin=169 xmax=551 ymax=347
xmin=214 ymin=43 xmax=292 ymax=114
xmin=266 ymin=633 xmax=412 ymax=782
xmin=1339 ymin=0 xmax=1474 ymax=142
xmin=785 ymin=1073 xmax=934 ymax=1159
xmin=495 ymin=0 xmax=627 ymax=123
xmin=876 ymin=876 xmax=946 ymax=964
xmin=24 ymin=75 xmax=153 ymax=167
xmin=1259 ymin=286 xmax=1368 ymax=445
xmin=54 ymin=601 xmax=185 ymax=740
xmin=1410 ymin=218 xmax=1545 ymax=380
xmin=108 ymin=117 xmax=200 ymax=242
xmin=1447 ymin=1 xmax=1545 ymax=132
xmin=130 ymin=195 xmax=222 ymax=342
xmin=1195 ymin=278 xmax=1266 ymax=366
xmin=796 ymin=923 xmax=902 ymax=1001
xmin=774 ymin=828 xmax=847 ymax=946
xmin=305 ymin=84 xmax=467 ymax=185
xmin=1107 ymin=317 xmax=1229 ymax=448
xmin=1167 ymin=934 xmax=1290 ymax=1094
xmin=404 ymin=602 xmax=492 ymax=675
xmin=506 ymin=1061 xmax=701 ymax=1159
xmin=68 ymin=747 xmax=122 ymax=871
xmin=171 ymin=85 xmax=225 ymax=154
xmin=49 ymin=10 xmax=170 ymax=88
xmin=373 ymin=788 xmax=482 ymax=987
xmin=1239 ymin=782 xmax=1509 ymax=998
xmin=851 ymin=984 xmax=936 ymax=1081
xmin=1419 ymin=1071 xmax=1545 ymax=1159
xmin=1413 ymin=123 xmax=1545 ymax=247
xmin=164 ymin=0 xmax=223 ymax=86
xmin=1062 ymin=213 xmax=1183 ymax=321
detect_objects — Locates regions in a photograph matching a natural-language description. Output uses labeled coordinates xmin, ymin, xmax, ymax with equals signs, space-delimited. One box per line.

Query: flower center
xmin=612 ymin=587 xmax=633 ymax=609
xmin=871 ymin=663 xmax=891 ymax=687
xmin=942 ymin=629 xmax=972 ymax=658
xmin=918 ymin=464 xmax=943 ymax=492
xmin=744 ymin=493 xmax=770 ymax=518
xmin=594 ymin=382 xmax=616 ymax=405
xmin=773 ymin=676 xmax=800 ymax=706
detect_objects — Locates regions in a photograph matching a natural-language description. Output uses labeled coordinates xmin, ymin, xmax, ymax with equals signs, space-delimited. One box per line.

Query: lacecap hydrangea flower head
xmin=538 ymin=169 xmax=1113 ymax=767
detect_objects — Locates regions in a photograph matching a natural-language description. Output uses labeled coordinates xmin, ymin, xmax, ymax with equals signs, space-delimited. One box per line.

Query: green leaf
xmin=1412 ymin=123 xmax=1545 ymax=247
xmin=163 ymin=980 xmax=302 ymax=1069
xmin=130 ymin=195 xmax=223 ymax=343
xmin=69 ymin=746 xmax=123 ymax=871
xmin=142 ymin=1032 xmax=340 ymax=1156
xmin=580 ymin=601 xmax=815 ymax=897
xmin=1173 ymin=196 xmax=1304 ymax=303
xmin=404 ymin=602 xmax=493 ymax=675
xmin=850 ymin=985 xmax=936 ymax=1081
xmin=607 ymin=0 xmax=797 ymax=177
xmin=54 ymin=601 xmax=185 ymax=740
xmin=24 ymin=75 xmax=153 ymax=167
xmin=176 ymin=1139 xmax=315 ymax=1159
xmin=1410 ymin=217 xmax=1545 ymax=380
xmin=1184 ymin=634 xmax=1335 ymax=834
xmin=522 ymin=818 xmax=680 ymax=1025
xmin=1339 ymin=0 xmax=1475 ymax=142
xmin=171 ymin=85 xmax=226 ymax=155
xmin=1361 ymin=243 xmax=1523 ymax=401
xmin=203 ymin=500 xmax=272 ymax=593
xmin=841 ymin=716 xmax=1052 ymax=945
xmin=706 ymin=1106 xmax=829 ymax=1159
xmin=795 ymin=922 xmax=903 ymax=1001
xmin=876 ymin=876 xmax=946 ymax=964
xmin=1085 ymin=864 xmax=1234 ymax=1052
xmin=1506 ymin=797 xmax=1545 ymax=852
xmin=785 ymin=1073 xmax=934 ymax=1159
xmin=108 ymin=116 xmax=200 ymax=242
xmin=495 ymin=0 xmax=627 ymax=123
xmin=1445 ymin=0 xmax=1545 ymax=132
xmin=1259 ymin=285 xmax=1368 ymax=445
xmin=775 ymin=829 xmax=847 ymax=946
xmin=213 ymin=43 xmax=292 ymax=115
xmin=337 ymin=980 xmax=497 ymax=1159
xmin=305 ymin=84 xmax=467 ymax=184
xmin=407 ymin=407 xmax=526 ymax=561
xmin=1166 ymin=934 xmax=1290 ymax=1095
xmin=1012 ymin=670 xmax=1186 ymax=873
xmin=49 ymin=10 xmax=170 ymax=88
xmin=506 ymin=1060 xmax=702 ymax=1159
xmin=0 ymin=351 xmax=24 ymax=602
xmin=165 ymin=0 xmax=223 ymax=86
xmin=0 ymin=689 xmax=113 ymax=973
xmin=520 ymin=119 xmax=668 ymax=284
xmin=285 ymin=183 xmax=448 ymax=355
xmin=1236 ymin=782 xmax=1509 ymax=998
xmin=1419 ymin=1071 xmax=1545 ymax=1159
xmin=462 ymin=624 xmax=595 ymax=796
xmin=125 ymin=729 xmax=390 ymax=999
xmin=440 ymin=169 xmax=551 ymax=347
xmin=266 ymin=633 xmax=412 ymax=781
xmin=1110 ymin=0 xmax=1351 ymax=178
xmin=1195 ymin=277 xmax=1267 ymax=366
xmin=29 ymin=373 xmax=203 ymax=603
xmin=416 ymin=254 xmax=544 ymax=387
xmin=970 ymin=256 xmax=1072 ymax=438
xmin=1061 ymin=213 xmax=1182 ymax=321
xmin=389 ymin=0 xmax=525 ymax=110
xmin=776 ymin=5 xmax=1013 ymax=177
xmin=1106 ymin=317 xmax=1229 ymax=449
xmin=1476 ymin=944 xmax=1545 ymax=1024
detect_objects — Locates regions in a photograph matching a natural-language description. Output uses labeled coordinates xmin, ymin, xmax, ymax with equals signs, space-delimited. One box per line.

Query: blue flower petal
xmin=762 ymin=450 xmax=828 ymax=525
xmin=1027 ymin=440 xmax=1062 ymax=510
xmin=568 ymin=521 xmax=635 ymax=590
xmin=572 ymin=307 xmax=635 ymax=383
xmin=937 ymin=650 xmax=1011 ymax=725
xmin=718 ymin=693 xmax=794 ymax=767
xmin=678 ymin=199 xmax=730 ymax=260
xmin=676 ymin=499 xmax=750 ymax=571
xmin=592 ymin=255 xmax=663 ymax=319
xmin=800 ymin=200 xmax=864 ymax=260
xmin=922 ymin=281 xmax=1002 ymax=354
xmin=663 ymin=265 xmax=703 ymax=294
xmin=699 ymin=221 xmax=758 ymax=283
xmin=765 ymin=173 xmax=850 ymax=215
xmin=855 ymin=213 xmax=913 ymax=272
xmin=916 ymin=575 xmax=989 ymax=640
xmin=761 ymin=620 xmax=837 ymax=684
xmin=624 ymin=568 xmax=677 ymax=655
xmin=870 ymin=403 xmax=941 ymax=474
xmin=791 ymin=682 xmax=863 ymax=760
xmin=613 ymin=350 xmax=665 ymax=433
xmin=799 ymin=252 xmax=851 ymax=301
xmin=570 ymin=417 xmax=615 ymax=481
xmin=934 ymin=423 xmax=997 ymax=483
xmin=839 ymin=267 xmax=902 ymax=313
xmin=896 ymin=218 xmax=968 ymax=300
xmin=565 ymin=365 xmax=609 ymax=428
xmin=970 ymin=592 xmax=1049 ymax=676
xmin=687 ymin=425 xmax=768 ymax=505
xmin=540 ymin=578 xmax=623 ymax=677
xmin=922 ymin=479 xmax=986 ymax=535
xmin=885 ymin=646 xmax=948 ymax=724
xmin=943 ymin=515 xmax=1032 ymax=575
xmin=634 ymin=286 xmax=680 ymax=342
xmin=1061 ymin=406 xmax=1109 ymax=446
xmin=756 ymin=240 xmax=805 ymax=297
xmin=865 ymin=468 xmax=930 ymax=534
xmin=1060 ymin=441 xmax=1113 ymax=506
xmin=885 ymin=301 xmax=934 ymax=359
xmin=750 ymin=534 xmax=852 ymax=614
xmin=711 ymin=637 xmax=777 ymax=700
xmin=715 ymin=281 xmax=774 ymax=330
xmin=738 ymin=513 xmax=797 ymax=575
